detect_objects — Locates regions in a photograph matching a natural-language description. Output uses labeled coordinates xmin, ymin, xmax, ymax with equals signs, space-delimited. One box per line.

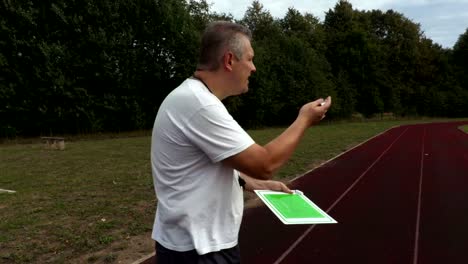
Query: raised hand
xmin=298 ymin=96 xmax=332 ymax=127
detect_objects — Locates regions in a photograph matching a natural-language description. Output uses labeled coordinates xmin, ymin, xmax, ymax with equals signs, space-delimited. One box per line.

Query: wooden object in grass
xmin=41 ymin=137 xmax=65 ymax=150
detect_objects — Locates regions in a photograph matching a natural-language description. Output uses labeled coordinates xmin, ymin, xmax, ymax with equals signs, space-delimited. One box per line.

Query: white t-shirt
xmin=151 ymin=78 xmax=255 ymax=255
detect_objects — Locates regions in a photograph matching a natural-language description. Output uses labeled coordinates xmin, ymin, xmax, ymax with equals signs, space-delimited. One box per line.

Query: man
xmin=150 ymin=21 xmax=331 ymax=263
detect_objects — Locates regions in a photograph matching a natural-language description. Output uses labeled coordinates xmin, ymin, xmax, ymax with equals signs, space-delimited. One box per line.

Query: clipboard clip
xmin=293 ymin=190 xmax=303 ymax=195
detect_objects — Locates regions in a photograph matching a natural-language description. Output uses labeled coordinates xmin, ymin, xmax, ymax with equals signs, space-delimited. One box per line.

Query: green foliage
xmin=1 ymin=0 xmax=468 ymax=137
xmin=232 ymin=4 xmax=335 ymax=127
xmin=453 ymin=28 xmax=468 ymax=91
xmin=0 ymin=0 xmax=199 ymax=136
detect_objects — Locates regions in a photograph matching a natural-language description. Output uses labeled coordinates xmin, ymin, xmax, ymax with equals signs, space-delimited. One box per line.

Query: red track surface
xmin=239 ymin=121 xmax=468 ymax=264
xmin=143 ymin=121 xmax=468 ymax=264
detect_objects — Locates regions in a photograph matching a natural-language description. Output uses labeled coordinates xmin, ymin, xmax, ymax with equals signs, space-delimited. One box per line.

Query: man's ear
xmin=223 ymin=52 xmax=235 ymax=71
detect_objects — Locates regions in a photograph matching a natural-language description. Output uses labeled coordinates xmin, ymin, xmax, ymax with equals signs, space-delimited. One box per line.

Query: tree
xmin=452 ymin=28 xmax=468 ymax=89
xmin=323 ymin=1 xmax=364 ymax=116
xmin=0 ymin=0 xmax=199 ymax=136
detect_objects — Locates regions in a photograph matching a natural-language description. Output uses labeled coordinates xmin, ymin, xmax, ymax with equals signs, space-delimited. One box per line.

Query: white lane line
xmin=0 ymin=188 xmax=16 ymax=193
xmin=413 ymin=127 xmax=426 ymax=264
xmin=273 ymin=127 xmax=409 ymax=264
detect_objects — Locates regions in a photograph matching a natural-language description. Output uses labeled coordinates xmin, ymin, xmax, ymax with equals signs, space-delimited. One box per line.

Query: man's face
xmin=231 ymin=36 xmax=256 ymax=95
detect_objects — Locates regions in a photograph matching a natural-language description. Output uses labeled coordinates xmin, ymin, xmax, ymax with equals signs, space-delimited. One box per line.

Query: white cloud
xmin=208 ymin=0 xmax=332 ymax=19
xmin=436 ymin=11 xmax=468 ymax=20
xmin=208 ymin=0 xmax=251 ymax=18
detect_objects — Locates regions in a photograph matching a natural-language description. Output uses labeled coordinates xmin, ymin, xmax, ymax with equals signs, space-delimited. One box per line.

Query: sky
xmin=206 ymin=0 xmax=468 ymax=48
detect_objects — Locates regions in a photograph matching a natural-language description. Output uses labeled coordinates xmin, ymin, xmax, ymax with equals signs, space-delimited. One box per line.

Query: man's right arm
xmin=223 ymin=97 xmax=331 ymax=180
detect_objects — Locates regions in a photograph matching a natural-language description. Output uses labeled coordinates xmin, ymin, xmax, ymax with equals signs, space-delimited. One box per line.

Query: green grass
xmin=1 ymin=118 xmax=466 ymax=263
xmin=0 ymin=137 xmax=154 ymax=263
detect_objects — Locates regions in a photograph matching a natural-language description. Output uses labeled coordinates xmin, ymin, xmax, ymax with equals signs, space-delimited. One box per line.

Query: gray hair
xmin=196 ymin=21 xmax=252 ymax=71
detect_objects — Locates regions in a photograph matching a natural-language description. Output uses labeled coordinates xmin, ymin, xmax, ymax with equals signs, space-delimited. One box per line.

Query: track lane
xmin=417 ymin=122 xmax=468 ymax=264
xmin=278 ymin=125 xmax=425 ymax=263
xmin=239 ymin=126 xmax=408 ymax=263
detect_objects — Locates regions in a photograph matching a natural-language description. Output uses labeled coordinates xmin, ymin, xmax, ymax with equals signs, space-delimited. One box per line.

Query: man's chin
xmin=233 ymin=86 xmax=249 ymax=96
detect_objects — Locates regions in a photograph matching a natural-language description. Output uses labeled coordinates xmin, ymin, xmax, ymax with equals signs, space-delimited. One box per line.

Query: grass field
xmin=1 ymin=118 xmax=466 ymax=263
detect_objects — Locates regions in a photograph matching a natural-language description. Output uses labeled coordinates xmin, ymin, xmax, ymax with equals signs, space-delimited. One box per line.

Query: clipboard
xmin=254 ymin=190 xmax=338 ymax=225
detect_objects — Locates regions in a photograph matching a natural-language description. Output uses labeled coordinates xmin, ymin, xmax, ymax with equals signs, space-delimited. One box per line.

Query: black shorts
xmin=155 ymin=241 xmax=241 ymax=264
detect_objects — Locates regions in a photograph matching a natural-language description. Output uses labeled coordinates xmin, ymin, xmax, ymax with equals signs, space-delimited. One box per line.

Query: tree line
xmin=1 ymin=0 xmax=467 ymax=137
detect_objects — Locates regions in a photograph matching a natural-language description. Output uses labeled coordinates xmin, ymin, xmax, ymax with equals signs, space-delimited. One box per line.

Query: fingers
xmin=314 ymin=98 xmax=325 ymax=106
xmin=317 ymin=96 xmax=332 ymax=108
xmin=276 ymin=181 xmax=292 ymax=193
xmin=263 ymin=180 xmax=292 ymax=193
xmin=281 ymin=184 xmax=293 ymax=194
xmin=317 ymin=96 xmax=331 ymax=120
xmin=324 ymin=96 xmax=332 ymax=109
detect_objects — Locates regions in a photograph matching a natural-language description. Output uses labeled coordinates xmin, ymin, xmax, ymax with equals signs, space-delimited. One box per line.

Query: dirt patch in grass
xmin=68 ymin=232 xmax=154 ymax=264
xmin=70 ymin=188 xmax=286 ymax=264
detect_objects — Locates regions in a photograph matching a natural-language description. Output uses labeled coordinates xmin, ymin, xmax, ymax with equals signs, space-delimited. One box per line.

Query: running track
xmin=239 ymin=121 xmax=468 ymax=264
xmin=141 ymin=121 xmax=468 ymax=264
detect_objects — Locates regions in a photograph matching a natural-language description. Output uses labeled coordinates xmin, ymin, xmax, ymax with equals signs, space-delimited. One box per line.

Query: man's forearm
xmin=222 ymin=98 xmax=330 ymax=181
xmin=263 ymin=116 xmax=309 ymax=174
